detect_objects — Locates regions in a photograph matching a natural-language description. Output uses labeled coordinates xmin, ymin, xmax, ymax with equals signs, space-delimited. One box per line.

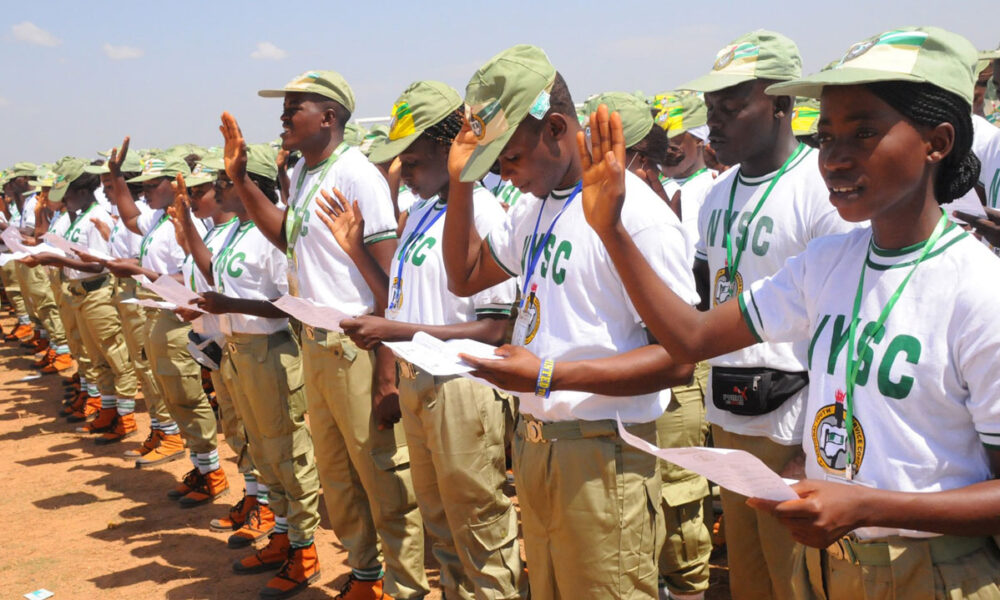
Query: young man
xmin=442 ymin=45 xmax=698 ymax=598
xmin=676 ymin=30 xmax=859 ymax=600
xmin=221 ymin=69 xmax=428 ymax=598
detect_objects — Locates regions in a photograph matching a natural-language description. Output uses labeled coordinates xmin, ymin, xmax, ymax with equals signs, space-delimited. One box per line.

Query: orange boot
xmin=228 ymin=501 xmax=275 ymax=548
xmin=8 ymin=323 xmax=33 ymax=342
xmin=60 ymin=390 xmax=87 ymax=416
xmin=210 ymin=493 xmax=253 ymax=532
xmin=21 ymin=329 xmax=42 ymax=349
xmin=135 ymin=432 xmax=186 ymax=468
xmin=42 ymin=352 xmax=74 ymax=374
xmin=124 ymin=429 xmax=161 ymax=459
xmin=66 ymin=395 xmax=101 ymax=423
xmin=75 ymin=407 xmax=117 ymax=434
xmin=259 ymin=543 xmax=321 ymax=599
xmin=167 ymin=468 xmax=203 ymax=499
xmin=179 ymin=468 xmax=229 ymax=507
xmin=32 ymin=346 xmax=54 ymax=369
xmin=96 ymin=412 xmax=137 ymax=445
xmin=334 ymin=575 xmax=390 ymax=600
xmin=232 ymin=532 xmax=289 ymax=574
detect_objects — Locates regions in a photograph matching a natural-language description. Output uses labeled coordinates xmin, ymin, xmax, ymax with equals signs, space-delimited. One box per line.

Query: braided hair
xmin=422 ymin=109 xmax=464 ymax=147
xmin=867 ymin=81 xmax=980 ymax=203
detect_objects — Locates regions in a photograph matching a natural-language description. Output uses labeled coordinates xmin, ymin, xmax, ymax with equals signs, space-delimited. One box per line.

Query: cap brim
xmin=766 ymin=68 xmax=925 ymax=99
xmin=459 ymin=126 xmax=518 ymax=183
xmin=257 ymin=89 xmax=288 ymax=98
xmin=185 ymin=175 xmax=215 ymax=188
xmin=677 ymin=73 xmax=758 ymax=93
xmin=126 ymin=173 xmax=173 ymax=183
xmin=82 ymin=165 xmax=110 ymax=175
xmin=980 ymin=50 xmax=1000 ymax=60
xmin=49 ymin=185 xmax=68 ymax=203
xmin=367 ymin=133 xmax=421 ymax=165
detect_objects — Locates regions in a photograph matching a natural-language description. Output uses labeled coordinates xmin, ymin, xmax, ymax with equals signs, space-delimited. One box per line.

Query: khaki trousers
xmin=399 ymin=367 xmax=526 ymax=600
xmin=712 ymin=425 xmax=801 ymax=600
xmin=658 ymin=361 xmax=713 ymax=596
xmin=302 ymin=330 xmax=428 ymax=598
xmin=19 ymin=263 xmax=67 ymax=346
xmin=222 ymin=330 xmax=320 ymax=545
xmin=513 ymin=415 xmax=663 ymax=599
xmin=112 ymin=278 xmax=166 ymax=416
xmin=211 ymin=366 xmax=253 ymax=474
xmin=54 ymin=275 xmax=91 ymax=379
xmin=799 ymin=536 xmax=1000 ymax=600
xmin=145 ymin=309 xmax=216 ymax=453
xmin=65 ymin=278 xmax=137 ymax=398
xmin=1 ymin=260 xmax=27 ymax=317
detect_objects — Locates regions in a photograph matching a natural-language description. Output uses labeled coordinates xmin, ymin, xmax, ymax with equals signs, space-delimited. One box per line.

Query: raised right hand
xmin=220 ymin=112 xmax=248 ymax=182
xmin=107 ymin=136 xmax=130 ymax=178
xmin=447 ymin=118 xmax=479 ymax=181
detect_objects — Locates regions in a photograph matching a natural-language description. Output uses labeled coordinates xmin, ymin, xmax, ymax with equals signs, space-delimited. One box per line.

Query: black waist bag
xmin=712 ymin=367 xmax=809 ymax=416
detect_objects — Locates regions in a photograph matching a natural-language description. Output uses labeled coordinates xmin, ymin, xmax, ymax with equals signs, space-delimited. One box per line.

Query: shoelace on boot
xmin=182 ymin=469 xmax=202 ymax=488
xmin=243 ymin=503 xmax=262 ymax=528
xmin=228 ymin=495 xmax=247 ymax=521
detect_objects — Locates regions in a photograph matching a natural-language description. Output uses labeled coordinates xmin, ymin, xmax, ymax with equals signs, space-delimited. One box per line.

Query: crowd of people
xmin=3 ymin=24 xmax=1000 ymax=600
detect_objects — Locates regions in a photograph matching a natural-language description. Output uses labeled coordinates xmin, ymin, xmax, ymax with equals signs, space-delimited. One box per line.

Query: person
xmin=183 ymin=144 xmax=324 ymax=599
xmin=318 ymin=80 xmax=527 ymax=599
xmin=104 ymin=146 xmax=227 ymax=503
xmin=0 ymin=171 xmax=34 ymax=343
xmin=441 ymin=45 xmax=698 ymax=598
xmin=23 ymin=157 xmax=141 ymax=443
xmin=674 ymin=30 xmax=860 ymax=600
xmin=584 ymin=25 xmax=1000 ymax=600
xmin=222 ymin=68 xmax=428 ymax=599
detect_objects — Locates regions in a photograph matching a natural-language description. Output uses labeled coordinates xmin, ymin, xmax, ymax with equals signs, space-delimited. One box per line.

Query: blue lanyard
xmin=394 ymin=198 xmax=446 ymax=283
xmin=520 ymin=182 xmax=582 ymax=304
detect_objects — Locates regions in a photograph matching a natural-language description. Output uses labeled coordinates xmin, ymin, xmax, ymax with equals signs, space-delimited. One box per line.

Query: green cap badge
xmin=582 ymin=92 xmax=654 ymax=149
xmin=767 ymin=27 xmax=978 ymax=107
xmin=679 ymin=30 xmax=802 ymax=93
xmin=126 ymin=155 xmax=192 ymax=183
xmin=460 ymin=44 xmax=557 ymax=182
xmin=258 ymin=70 xmax=356 ymax=114
xmin=791 ymin=97 xmax=821 ymax=136
xmin=368 ymin=81 xmax=463 ymax=164
xmin=652 ymin=91 xmax=708 ymax=138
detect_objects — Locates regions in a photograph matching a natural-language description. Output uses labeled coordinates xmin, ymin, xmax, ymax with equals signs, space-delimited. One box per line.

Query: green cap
xmin=767 ymin=27 xmax=978 ymax=106
xmin=582 ymin=92 xmax=654 ymax=149
xmin=10 ymin=162 xmax=38 ymax=178
xmin=652 ymin=91 xmax=708 ymax=138
xmin=791 ymin=97 xmax=821 ymax=136
xmin=360 ymin=124 xmax=389 ymax=157
xmin=368 ymin=81 xmax=463 ymax=164
xmin=460 ymin=44 xmax=557 ymax=182
xmin=344 ymin=122 xmax=367 ymax=147
xmin=126 ymin=155 xmax=192 ymax=183
xmin=258 ymin=70 xmax=356 ymax=114
xmin=246 ymin=144 xmax=279 ymax=180
xmin=185 ymin=163 xmax=218 ymax=188
xmin=679 ymin=30 xmax=802 ymax=93
xmin=49 ymin=157 xmax=88 ymax=203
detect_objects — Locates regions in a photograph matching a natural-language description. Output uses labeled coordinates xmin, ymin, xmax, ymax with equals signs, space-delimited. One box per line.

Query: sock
xmin=79 ymin=377 xmax=88 ymax=389
xmin=54 ymin=344 xmax=70 ymax=355
xmin=116 ymin=398 xmax=135 ymax=416
xmin=87 ymin=383 xmax=99 ymax=397
xmin=39 ymin=329 xmax=48 ymax=339
xmin=256 ymin=483 xmax=269 ymax=505
xmin=149 ymin=417 xmax=160 ymax=431
xmin=196 ymin=449 xmax=220 ymax=474
xmin=666 ymin=593 xmax=705 ymax=600
xmin=161 ymin=421 xmax=180 ymax=435
xmin=291 ymin=536 xmax=313 ymax=549
xmin=18 ymin=315 xmax=30 ymax=325
xmin=100 ymin=395 xmax=116 ymax=410
xmin=352 ymin=565 xmax=384 ymax=582
xmin=244 ymin=474 xmax=258 ymax=497
xmin=273 ymin=516 xmax=288 ymax=534
xmin=189 ymin=450 xmax=198 ymax=468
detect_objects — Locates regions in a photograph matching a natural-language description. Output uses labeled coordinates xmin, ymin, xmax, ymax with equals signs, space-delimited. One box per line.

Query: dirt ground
xmin=0 ymin=311 xmax=730 ymax=600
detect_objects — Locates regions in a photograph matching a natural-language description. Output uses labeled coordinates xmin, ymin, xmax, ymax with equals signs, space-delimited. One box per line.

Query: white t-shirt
xmin=62 ymin=203 xmax=114 ymax=280
xmin=396 ymin=185 xmax=417 ymax=214
xmin=182 ymin=217 xmax=239 ymax=336
xmin=674 ymin=168 xmax=717 ymax=242
xmin=695 ymin=145 xmax=859 ymax=443
xmin=740 ymin=222 xmax=1000 ymax=539
xmin=137 ymin=208 xmax=205 ymax=278
xmin=48 ymin=211 xmax=70 ymax=237
xmin=490 ymin=179 xmax=525 ymax=209
xmin=487 ymin=171 xmax=699 ymax=423
xmin=215 ymin=220 xmax=290 ymax=335
xmin=108 ymin=199 xmax=150 ymax=259
xmin=285 ymin=146 xmax=397 ymax=316
xmin=18 ymin=194 xmax=37 ymax=231
xmin=973 ymin=114 xmax=1000 ymax=210
xmin=388 ymin=186 xmax=515 ymax=326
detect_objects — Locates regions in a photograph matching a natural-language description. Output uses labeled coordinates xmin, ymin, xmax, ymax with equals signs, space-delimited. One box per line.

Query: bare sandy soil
xmin=0 ymin=312 xmax=729 ymax=599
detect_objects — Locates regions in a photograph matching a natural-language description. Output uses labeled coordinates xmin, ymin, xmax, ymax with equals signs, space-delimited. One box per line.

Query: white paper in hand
xmin=1 ymin=227 xmax=65 ymax=257
xmin=271 ymin=295 xmax=352 ymax=332
xmin=42 ymin=232 xmax=113 ymax=261
xmin=382 ymin=332 xmax=499 ymax=377
xmin=616 ymin=414 xmax=798 ymax=502
xmin=145 ymin=276 xmax=206 ymax=313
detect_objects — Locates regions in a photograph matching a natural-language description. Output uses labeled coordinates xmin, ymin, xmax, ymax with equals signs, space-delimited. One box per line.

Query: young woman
xmin=317 ymin=80 xmax=526 ymax=600
xmin=583 ymin=27 xmax=1000 ymax=599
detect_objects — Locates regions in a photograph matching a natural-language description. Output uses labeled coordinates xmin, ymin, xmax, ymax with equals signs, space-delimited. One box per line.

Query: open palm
xmin=577 ymin=105 xmax=627 ymax=236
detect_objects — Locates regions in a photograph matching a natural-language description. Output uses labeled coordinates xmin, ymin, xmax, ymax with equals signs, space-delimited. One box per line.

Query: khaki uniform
xmin=211 ymin=364 xmax=253 ymax=474
xmin=712 ymin=426 xmax=801 ymax=600
xmin=65 ymin=275 xmax=137 ymax=398
xmin=18 ymin=263 xmax=67 ymax=347
xmin=513 ymin=415 xmax=664 ymax=599
xmin=657 ymin=361 xmax=713 ymax=597
xmin=0 ymin=260 xmax=28 ymax=318
xmin=112 ymin=278 xmax=168 ymax=418
xmin=398 ymin=365 xmax=526 ymax=600
xmin=301 ymin=329 xmax=427 ymax=598
xmin=53 ymin=272 xmax=91 ymax=378
xmin=144 ymin=308 xmax=216 ymax=453
xmin=797 ymin=536 xmax=1000 ymax=600
xmin=221 ymin=330 xmax=320 ymax=545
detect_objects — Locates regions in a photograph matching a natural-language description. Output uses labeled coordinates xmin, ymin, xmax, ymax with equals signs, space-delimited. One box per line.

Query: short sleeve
xmin=626 ymin=222 xmax=699 ymax=324
xmin=348 ymin=164 xmax=397 ymax=245
xmin=270 ymin=246 xmax=289 ymax=296
xmin=694 ymin=194 xmax=710 ymax=260
xmin=739 ymin=250 xmax=811 ymax=344
xmin=136 ymin=209 xmax=159 ymax=235
xmin=955 ymin=292 xmax=1000 ymax=450
xmin=485 ymin=212 xmax=524 ymax=278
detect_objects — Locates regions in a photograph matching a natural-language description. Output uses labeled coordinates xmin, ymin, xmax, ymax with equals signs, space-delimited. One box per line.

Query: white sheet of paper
xmin=382 ymin=332 xmax=500 ymax=377
xmin=120 ymin=297 xmax=177 ymax=310
xmin=42 ymin=232 xmax=113 ymax=261
xmin=144 ymin=276 xmax=206 ymax=313
xmin=1 ymin=228 xmax=65 ymax=257
xmin=616 ymin=415 xmax=799 ymax=502
xmin=271 ymin=295 xmax=351 ymax=332
xmin=0 ymin=252 xmax=28 ymax=266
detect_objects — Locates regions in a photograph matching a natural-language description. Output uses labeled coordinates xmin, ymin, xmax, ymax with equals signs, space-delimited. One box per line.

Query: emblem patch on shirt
xmin=713 ymin=267 xmax=743 ymax=306
xmin=811 ymin=389 xmax=866 ymax=475
xmin=512 ymin=293 xmax=540 ymax=346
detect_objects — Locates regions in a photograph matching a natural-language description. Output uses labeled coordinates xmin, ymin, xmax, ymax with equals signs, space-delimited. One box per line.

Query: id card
xmin=387 ymin=276 xmax=403 ymax=316
xmin=512 ymin=299 xmax=538 ymax=346
xmin=287 ymin=258 xmax=301 ymax=297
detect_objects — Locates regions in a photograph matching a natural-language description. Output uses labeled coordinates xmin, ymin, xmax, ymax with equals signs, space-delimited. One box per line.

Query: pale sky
xmin=0 ymin=0 xmax=996 ymax=167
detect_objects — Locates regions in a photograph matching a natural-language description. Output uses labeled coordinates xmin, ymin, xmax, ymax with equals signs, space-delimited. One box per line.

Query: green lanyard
xmin=186 ymin=218 xmax=238 ymax=291
xmin=285 ymin=142 xmax=348 ymax=259
xmin=677 ymin=167 xmax=708 ymax=188
xmin=725 ymin=143 xmax=806 ymax=281
xmin=65 ymin=203 xmax=97 ymax=241
xmin=138 ymin=212 xmax=170 ymax=263
xmin=214 ymin=220 xmax=255 ymax=293
xmin=48 ymin=210 xmax=63 ymax=233
xmin=842 ymin=211 xmax=949 ymax=480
